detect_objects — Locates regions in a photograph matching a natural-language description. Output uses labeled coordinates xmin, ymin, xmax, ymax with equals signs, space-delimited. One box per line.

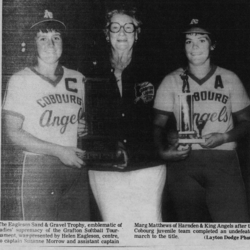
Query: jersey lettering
xmin=62 ymin=94 xmax=70 ymax=103
xmin=215 ymin=93 xmax=222 ymax=102
xmin=65 ymin=78 xmax=78 ymax=93
xmin=49 ymin=95 xmax=56 ymax=104
xmin=193 ymin=105 xmax=228 ymax=125
xmin=218 ymin=106 xmax=228 ymax=122
xmin=37 ymin=94 xmax=82 ymax=108
xmin=208 ymin=92 xmax=214 ymax=100
xmin=39 ymin=108 xmax=82 ymax=134
xmin=193 ymin=91 xmax=228 ymax=104
xmin=70 ymin=95 xmax=76 ymax=104
xmin=44 ymin=96 xmax=52 ymax=105
xmin=214 ymin=75 xmax=224 ymax=89
xmin=55 ymin=94 xmax=62 ymax=103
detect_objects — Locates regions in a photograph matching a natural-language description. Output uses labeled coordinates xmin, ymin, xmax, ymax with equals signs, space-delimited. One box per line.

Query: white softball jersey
xmin=154 ymin=66 xmax=250 ymax=150
xmin=3 ymin=66 xmax=85 ymax=147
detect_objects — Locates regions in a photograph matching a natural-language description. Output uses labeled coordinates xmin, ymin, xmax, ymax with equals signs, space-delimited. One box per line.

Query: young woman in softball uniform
xmin=2 ymin=10 xmax=90 ymax=221
xmin=154 ymin=18 xmax=250 ymax=222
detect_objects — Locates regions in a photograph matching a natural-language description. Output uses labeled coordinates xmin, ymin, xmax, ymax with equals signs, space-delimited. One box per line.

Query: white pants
xmin=89 ymin=165 xmax=166 ymax=222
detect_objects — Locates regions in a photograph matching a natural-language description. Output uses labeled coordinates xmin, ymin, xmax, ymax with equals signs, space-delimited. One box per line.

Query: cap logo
xmin=190 ymin=19 xmax=199 ymax=25
xmin=30 ymin=9 xmax=66 ymax=30
xmin=44 ymin=10 xmax=53 ymax=19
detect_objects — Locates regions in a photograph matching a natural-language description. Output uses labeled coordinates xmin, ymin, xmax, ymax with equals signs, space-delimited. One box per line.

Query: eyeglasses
xmin=108 ymin=22 xmax=137 ymax=33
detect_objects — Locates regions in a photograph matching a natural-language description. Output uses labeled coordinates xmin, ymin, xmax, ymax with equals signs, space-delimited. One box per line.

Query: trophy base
xmin=78 ymin=135 xmax=125 ymax=169
xmin=178 ymin=138 xmax=205 ymax=144
xmin=179 ymin=131 xmax=196 ymax=135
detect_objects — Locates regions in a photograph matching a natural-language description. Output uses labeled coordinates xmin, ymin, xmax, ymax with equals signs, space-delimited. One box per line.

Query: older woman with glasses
xmin=88 ymin=5 xmax=166 ymax=222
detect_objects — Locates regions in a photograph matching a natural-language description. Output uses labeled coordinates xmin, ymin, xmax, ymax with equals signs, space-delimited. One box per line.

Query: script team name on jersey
xmin=192 ymin=75 xmax=229 ymax=127
xmin=36 ymin=78 xmax=83 ymax=134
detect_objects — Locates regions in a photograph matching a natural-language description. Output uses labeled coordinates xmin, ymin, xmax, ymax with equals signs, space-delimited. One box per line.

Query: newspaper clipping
xmin=1 ymin=221 xmax=250 ymax=249
xmin=1 ymin=0 xmax=250 ymax=250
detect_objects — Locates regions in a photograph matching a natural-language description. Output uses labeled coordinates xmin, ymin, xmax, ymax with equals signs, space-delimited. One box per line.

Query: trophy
xmin=77 ymin=77 xmax=125 ymax=169
xmin=178 ymin=93 xmax=205 ymax=144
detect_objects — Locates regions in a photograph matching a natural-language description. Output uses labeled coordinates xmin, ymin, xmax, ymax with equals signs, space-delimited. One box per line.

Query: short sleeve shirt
xmin=154 ymin=66 xmax=250 ymax=150
xmin=3 ymin=66 xmax=85 ymax=147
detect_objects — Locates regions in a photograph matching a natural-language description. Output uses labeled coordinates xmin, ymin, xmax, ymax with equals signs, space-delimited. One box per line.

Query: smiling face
xmin=35 ymin=30 xmax=63 ymax=65
xmin=185 ymin=33 xmax=214 ymax=66
xmin=108 ymin=13 xmax=138 ymax=52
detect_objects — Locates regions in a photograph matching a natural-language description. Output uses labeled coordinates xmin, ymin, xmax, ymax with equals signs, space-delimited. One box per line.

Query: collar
xmin=185 ymin=65 xmax=217 ymax=85
xmin=30 ymin=64 xmax=64 ymax=87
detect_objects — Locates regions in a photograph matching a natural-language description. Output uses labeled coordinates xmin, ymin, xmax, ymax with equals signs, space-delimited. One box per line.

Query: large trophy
xmin=178 ymin=73 xmax=205 ymax=144
xmin=178 ymin=93 xmax=205 ymax=144
xmin=78 ymin=77 xmax=124 ymax=169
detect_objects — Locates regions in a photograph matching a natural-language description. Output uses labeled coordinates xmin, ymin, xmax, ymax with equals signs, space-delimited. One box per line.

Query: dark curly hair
xmin=104 ymin=6 xmax=142 ymax=36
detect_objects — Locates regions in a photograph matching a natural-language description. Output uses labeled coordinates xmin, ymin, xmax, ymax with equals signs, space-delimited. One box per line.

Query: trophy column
xmin=178 ymin=93 xmax=205 ymax=144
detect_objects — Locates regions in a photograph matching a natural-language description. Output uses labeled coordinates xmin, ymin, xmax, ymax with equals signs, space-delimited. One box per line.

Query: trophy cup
xmin=178 ymin=93 xmax=205 ymax=144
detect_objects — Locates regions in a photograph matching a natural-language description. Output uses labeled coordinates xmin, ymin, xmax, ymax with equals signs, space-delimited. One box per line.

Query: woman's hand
xmin=77 ymin=118 xmax=88 ymax=137
xmin=159 ymin=141 xmax=191 ymax=162
xmin=113 ymin=142 xmax=129 ymax=170
xmin=135 ymin=82 xmax=154 ymax=103
xmin=200 ymin=133 xmax=227 ymax=148
xmin=56 ymin=146 xmax=86 ymax=169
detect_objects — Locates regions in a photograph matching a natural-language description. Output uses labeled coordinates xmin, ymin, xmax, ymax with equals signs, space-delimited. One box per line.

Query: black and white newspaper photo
xmin=1 ymin=0 xmax=250 ymax=249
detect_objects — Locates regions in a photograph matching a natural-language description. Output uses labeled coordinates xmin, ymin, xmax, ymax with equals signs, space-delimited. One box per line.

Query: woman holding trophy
xmin=153 ymin=18 xmax=250 ymax=222
xmin=88 ymin=4 xmax=166 ymax=222
xmin=2 ymin=10 xmax=89 ymax=221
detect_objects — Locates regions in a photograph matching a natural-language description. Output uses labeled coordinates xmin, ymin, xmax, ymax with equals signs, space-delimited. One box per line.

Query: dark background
xmin=2 ymin=0 xmax=250 ymax=220
xmin=3 ymin=0 xmax=250 ymax=90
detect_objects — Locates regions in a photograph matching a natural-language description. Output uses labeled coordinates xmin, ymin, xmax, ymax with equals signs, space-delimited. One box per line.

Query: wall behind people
xmin=3 ymin=0 xmax=250 ymax=96
xmin=77 ymin=0 xmax=250 ymax=89
xmin=2 ymin=0 xmax=101 ymax=99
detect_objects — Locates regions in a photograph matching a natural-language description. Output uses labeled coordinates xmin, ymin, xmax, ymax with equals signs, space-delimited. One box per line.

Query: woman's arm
xmin=200 ymin=106 xmax=250 ymax=148
xmin=153 ymin=113 xmax=191 ymax=161
xmin=4 ymin=113 xmax=85 ymax=168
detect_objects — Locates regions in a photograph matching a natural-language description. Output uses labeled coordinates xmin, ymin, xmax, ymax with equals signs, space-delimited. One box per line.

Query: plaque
xmin=178 ymin=93 xmax=205 ymax=144
xmin=78 ymin=135 xmax=124 ymax=169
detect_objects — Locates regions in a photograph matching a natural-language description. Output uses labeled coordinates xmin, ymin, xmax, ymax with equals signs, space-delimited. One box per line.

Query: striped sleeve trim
xmin=233 ymin=105 xmax=250 ymax=116
xmin=153 ymin=108 xmax=173 ymax=116
xmin=2 ymin=109 xmax=25 ymax=121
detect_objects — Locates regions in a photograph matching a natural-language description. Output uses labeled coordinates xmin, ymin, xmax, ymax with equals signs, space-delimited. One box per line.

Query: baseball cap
xmin=30 ymin=10 xmax=66 ymax=30
xmin=183 ymin=18 xmax=211 ymax=34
